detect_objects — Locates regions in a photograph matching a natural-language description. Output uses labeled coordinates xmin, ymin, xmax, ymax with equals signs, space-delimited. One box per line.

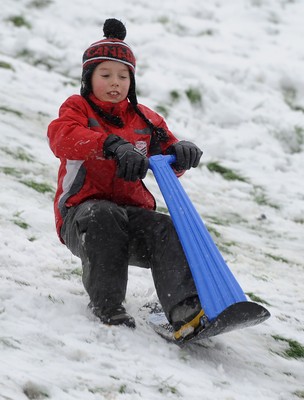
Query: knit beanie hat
xmin=81 ymin=19 xmax=136 ymax=98
xmin=81 ymin=19 xmax=168 ymax=143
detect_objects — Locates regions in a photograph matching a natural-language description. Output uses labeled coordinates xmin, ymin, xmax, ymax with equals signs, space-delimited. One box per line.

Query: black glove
xmin=166 ymin=140 xmax=203 ymax=171
xmin=104 ymin=134 xmax=149 ymax=182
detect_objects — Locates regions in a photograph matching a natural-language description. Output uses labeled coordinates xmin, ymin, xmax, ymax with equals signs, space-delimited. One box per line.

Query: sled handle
xmin=149 ymin=154 xmax=176 ymax=169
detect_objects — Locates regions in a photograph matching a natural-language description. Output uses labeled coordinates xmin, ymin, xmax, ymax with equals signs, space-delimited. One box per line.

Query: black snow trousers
xmin=61 ymin=199 xmax=198 ymax=319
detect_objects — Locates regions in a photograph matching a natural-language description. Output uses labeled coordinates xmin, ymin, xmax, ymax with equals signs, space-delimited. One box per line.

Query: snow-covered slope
xmin=0 ymin=0 xmax=303 ymax=399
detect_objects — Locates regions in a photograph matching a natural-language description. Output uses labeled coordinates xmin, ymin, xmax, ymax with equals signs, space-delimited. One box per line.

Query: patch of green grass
xmin=47 ymin=294 xmax=64 ymax=304
xmin=252 ymin=187 xmax=280 ymax=209
xmin=21 ymin=180 xmax=54 ymax=194
xmin=55 ymin=268 xmax=82 ymax=280
xmin=119 ymin=384 xmax=127 ymax=394
xmin=17 ymin=49 xmax=34 ymax=59
xmin=293 ymin=105 xmax=304 ymax=113
xmin=16 ymin=49 xmax=57 ymax=71
xmin=207 ymin=216 xmax=226 ymax=226
xmin=294 ymin=125 xmax=304 ymax=139
xmin=23 ymin=383 xmax=49 ymax=399
xmin=33 ymin=57 xmax=57 ymax=71
xmin=254 ymin=193 xmax=277 ymax=208
xmin=272 ymin=335 xmax=304 ymax=359
xmin=157 ymin=206 xmax=169 ymax=215
xmin=170 ymin=90 xmax=180 ymax=102
xmin=154 ymin=87 xmax=201 ymax=116
xmin=15 ymin=279 xmax=31 ymax=287
xmin=12 ymin=211 xmax=30 ymax=230
xmin=218 ymin=240 xmax=238 ymax=254
xmin=28 ymin=0 xmax=53 ymax=8
xmin=15 ymin=149 xmax=34 ymax=162
xmin=283 ymin=86 xmax=296 ymax=108
xmin=223 ymin=240 xmax=238 ymax=247
xmin=283 ymin=86 xmax=304 ymax=113
xmin=268 ymin=11 xmax=280 ymax=25
xmin=0 ymin=106 xmax=23 ymax=118
xmin=14 ymin=219 xmax=30 ymax=229
xmin=294 ymin=125 xmax=304 ymax=151
xmin=0 ymin=147 xmax=33 ymax=162
xmin=88 ymin=388 xmax=101 ymax=394
xmin=207 ymin=213 xmax=248 ymax=226
xmin=173 ymin=23 xmax=187 ymax=35
xmin=199 ymin=29 xmax=214 ymax=36
xmin=157 ymin=16 xmax=170 ymax=24
xmin=246 ymin=292 xmax=271 ymax=305
xmin=0 ymin=167 xmax=21 ymax=177
xmin=37 ymin=111 xmax=50 ymax=118
xmin=159 ymin=383 xmax=180 ymax=396
xmin=7 ymin=15 xmax=32 ymax=29
xmin=252 ymin=273 xmax=269 ymax=282
xmin=70 ymin=268 xmax=82 ymax=276
xmin=0 ymin=337 xmax=21 ymax=349
xmin=217 ymin=243 xmax=233 ymax=255
xmin=271 ymin=124 xmax=304 ymax=154
xmin=206 ymin=224 xmax=221 ymax=238
xmin=265 ymin=253 xmax=289 ymax=264
xmin=186 ymin=87 xmax=202 ymax=105
xmin=207 ymin=162 xmax=247 ymax=182
xmin=155 ymin=104 xmax=169 ymax=118
xmin=0 ymin=61 xmax=15 ymax=71
xmin=62 ymin=79 xmax=79 ymax=87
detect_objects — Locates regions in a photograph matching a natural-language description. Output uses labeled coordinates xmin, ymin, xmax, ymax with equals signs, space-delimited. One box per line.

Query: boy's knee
xmin=89 ymin=200 xmax=127 ymax=226
xmin=150 ymin=212 xmax=175 ymax=241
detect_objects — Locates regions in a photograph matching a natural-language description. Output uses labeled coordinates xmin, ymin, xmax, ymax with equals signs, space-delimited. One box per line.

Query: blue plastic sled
xmin=149 ymin=154 xmax=247 ymax=321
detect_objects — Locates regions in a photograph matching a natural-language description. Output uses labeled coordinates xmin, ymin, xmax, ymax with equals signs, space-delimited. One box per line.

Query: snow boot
xmin=170 ymin=296 xmax=205 ymax=341
xmin=89 ymin=303 xmax=136 ymax=328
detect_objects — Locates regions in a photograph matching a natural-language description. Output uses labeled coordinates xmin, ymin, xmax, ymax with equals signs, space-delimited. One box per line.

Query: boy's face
xmin=91 ymin=61 xmax=131 ymax=103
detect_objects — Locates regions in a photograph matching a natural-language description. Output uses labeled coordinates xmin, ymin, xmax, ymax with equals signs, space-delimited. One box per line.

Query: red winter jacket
xmin=47 ymin=94 xmax=179 ymax=242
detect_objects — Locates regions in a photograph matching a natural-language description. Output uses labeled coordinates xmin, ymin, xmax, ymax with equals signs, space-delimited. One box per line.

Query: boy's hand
xmin=166 ymin=141 xmax=203 ymax=171
xmin=104 ymin=134 xmax=149 ymax=182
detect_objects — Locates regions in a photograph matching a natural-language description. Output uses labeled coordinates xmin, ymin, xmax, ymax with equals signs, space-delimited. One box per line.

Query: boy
xmin=48 ymin=18 xmax=203 ymax=340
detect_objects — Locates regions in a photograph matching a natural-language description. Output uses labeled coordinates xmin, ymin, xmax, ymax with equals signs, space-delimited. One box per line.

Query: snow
xmin=0 ymin=0 xmax=304 ymax=399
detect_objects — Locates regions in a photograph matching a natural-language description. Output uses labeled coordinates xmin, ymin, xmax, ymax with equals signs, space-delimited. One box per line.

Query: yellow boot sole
xmin=173 ymin=309 xmax=205 ymax=341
